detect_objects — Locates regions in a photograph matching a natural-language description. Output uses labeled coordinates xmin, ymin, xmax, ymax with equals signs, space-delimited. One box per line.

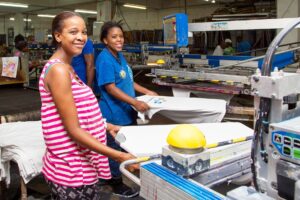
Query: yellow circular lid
xmin=166 ymin=124 xmax=206 ymax=149
xmin=156 ymin=59 xmax=165 ymax=64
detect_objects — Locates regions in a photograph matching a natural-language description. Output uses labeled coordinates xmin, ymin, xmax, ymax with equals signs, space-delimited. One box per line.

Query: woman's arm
xmin=107 ymin=123 xmax=120 ymax=138
xmin=105 ymin=83 xmax=149 ymax=112
xmin=134 ymin=82 xmax=158 ymax=96
xmin=45 ymin=65 xmax=136 ymax=165
xmin=84 ymin=53 xmax=95 ymax=88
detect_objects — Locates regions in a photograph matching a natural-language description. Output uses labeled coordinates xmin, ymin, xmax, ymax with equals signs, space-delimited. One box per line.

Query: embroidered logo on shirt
xmin=119 ymin=70 xmax=126 ymax=79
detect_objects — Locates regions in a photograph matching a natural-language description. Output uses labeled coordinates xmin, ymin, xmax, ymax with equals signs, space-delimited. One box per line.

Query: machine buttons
xmin=274 ymin=134 xmax=282 ymax=144
xmin=293 ymin=139 xmax=300 ymax=149
xmin=283 ymin=136 xmax=292 ymax=146
xmin=293 ymin=148 xmax=300 ymax=159
xmin=283 ymin=146 xmax=291 ymax=156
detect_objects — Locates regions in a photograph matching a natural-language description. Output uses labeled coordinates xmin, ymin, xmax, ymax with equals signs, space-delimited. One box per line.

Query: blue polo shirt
xmin=96 ymin=48 xmax=136 ymax=125
xmin=71 ymin=38 xmax=94 ymax=83
xmin=237 ymin=41 xmax=251 ymax=56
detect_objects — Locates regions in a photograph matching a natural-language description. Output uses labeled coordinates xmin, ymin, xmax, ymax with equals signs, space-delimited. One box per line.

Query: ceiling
xmin=0 ymin=0 xmax=274 ymax=17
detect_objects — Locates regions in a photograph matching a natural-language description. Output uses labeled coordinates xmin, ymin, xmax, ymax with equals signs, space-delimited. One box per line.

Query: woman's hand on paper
xmin=133 ymin=100 xmax=150 ymax=113
xmin=145 ymin=90 xmax=158 ymax=96
xmin=107 ymin=123 xmax=120 ymax=138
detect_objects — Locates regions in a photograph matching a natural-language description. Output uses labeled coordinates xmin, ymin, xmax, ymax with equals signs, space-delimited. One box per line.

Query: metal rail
xmin=211 ymin=45 xmax=300 ymax=71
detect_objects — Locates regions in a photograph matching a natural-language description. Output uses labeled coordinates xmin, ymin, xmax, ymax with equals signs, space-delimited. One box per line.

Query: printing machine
xmin=118 ymin=16 xmax=300 ymax=200
xmin=150 ymin=15 xmax=299 ymax=97
xmin=148 ymin=15 xmax=300 ymax=125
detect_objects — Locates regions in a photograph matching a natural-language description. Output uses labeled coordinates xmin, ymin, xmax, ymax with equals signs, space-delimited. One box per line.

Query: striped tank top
xmin=39 ymin=59 xmax=111 ymax=187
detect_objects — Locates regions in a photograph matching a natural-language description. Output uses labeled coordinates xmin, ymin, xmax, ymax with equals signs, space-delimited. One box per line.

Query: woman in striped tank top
xmin=39 ymin=11 xmax=138 ymax=199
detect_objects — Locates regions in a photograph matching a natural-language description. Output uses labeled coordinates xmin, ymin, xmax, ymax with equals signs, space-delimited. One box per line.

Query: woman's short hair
xmin=14 ymin=34 xmax=27 ymax=51
xmin=100 ymin=21 xmax=123 ymax=43
xmin=14 ymin=34 xmax=25 ymax=44
xmin=52 ymin=11 xmax=82 ymax=47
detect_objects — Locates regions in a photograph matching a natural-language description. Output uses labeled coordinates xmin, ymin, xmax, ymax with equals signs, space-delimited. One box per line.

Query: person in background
xmin=95 ymin=21 xmax=158 ymax=198
xmin=14 ymin=34 xmax=44 ymax=74
xmin=13 ymin=34 xmax=28 ymax=57
xmin=0 ymin=42 xmax=9 ymax=57
xmin=39 ymin=11 xmax=137 ymax=199
xmin=236 ymin=36 xmax=252 ymax=56
xmin=13 ymin=34 xmax=33 ymax=75
xmin=71 ymin=38 xmax=95 ymax=88
xmin=212 ymin=41 xmax=225 ymax=56
xmin=223 ymin=38 xmax=235 ymax=55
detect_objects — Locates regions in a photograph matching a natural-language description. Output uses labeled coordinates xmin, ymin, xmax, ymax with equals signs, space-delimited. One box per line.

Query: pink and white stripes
xmin=39 ymin=59 xmax=111 ymax=187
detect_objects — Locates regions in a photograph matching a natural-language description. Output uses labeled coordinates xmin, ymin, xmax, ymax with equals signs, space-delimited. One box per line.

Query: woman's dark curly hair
xmin=100 ymin=21 xmax=124 ymax=43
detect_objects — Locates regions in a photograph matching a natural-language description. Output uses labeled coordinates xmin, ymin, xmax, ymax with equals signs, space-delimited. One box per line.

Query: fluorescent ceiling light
xmin=123 ymin=3 xmax=146 ymax=10
xmin=0 ymin=2 xmax=28 ymax=8
xmin=213 ymin=13 xmax=269 ymax=18
xmin=212 ymin=0 xmax=216 ymax=3
xmin=37 ymin=14 xmax=55 ymax=18
xmin=9 ymin=17 xmax=31 ymax=22
xmin=94 ymin=21 xmax=104 ymax=24
xmin=75 ymin=9 xmax=97 ymax=14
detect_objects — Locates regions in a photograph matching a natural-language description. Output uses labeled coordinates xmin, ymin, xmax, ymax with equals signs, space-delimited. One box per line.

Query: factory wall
xmin=118 ymin=4 xmax=221 ymax=31
xmin=277 ymin=0 xmax=300 ymax=49
xmin=158 ymin=4 xmax=221 ymax=23
xmin=0 ymin=16 xmax=53 ymax=44
xmin=114 ymin=9 xmax=160 ymax=31
xmin=0 ymin=4 xmax=219 ymax=43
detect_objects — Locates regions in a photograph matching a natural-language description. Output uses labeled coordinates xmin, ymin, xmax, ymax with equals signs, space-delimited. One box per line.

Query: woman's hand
xmin=133 ymin=100 xmax=150 ymax=113
xmin=107 ymin=123 xmax=120 ymax=138
xmin=145 ymin=90 xmax=158 ymax=96
xmin=116 ymin=152 xmax=140 ymax=172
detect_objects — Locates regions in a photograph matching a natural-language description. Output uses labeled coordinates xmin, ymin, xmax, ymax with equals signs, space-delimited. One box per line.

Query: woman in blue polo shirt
xmin=95 ymin=21 xmax=157 ymax=197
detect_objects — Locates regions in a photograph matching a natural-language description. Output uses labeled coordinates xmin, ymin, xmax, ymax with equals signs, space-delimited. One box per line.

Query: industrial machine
xmin=151 ymin=15 xmax=299 ymax=97
xmin=118 ymin=122 xmax=254 ymax=200
xmin=119 ymin=17 xmax=300 ymax=200
xmin=243 ymin=18 xmax=300 ymax=200
xmin=150 ymin=15 xmax=300 ymax=126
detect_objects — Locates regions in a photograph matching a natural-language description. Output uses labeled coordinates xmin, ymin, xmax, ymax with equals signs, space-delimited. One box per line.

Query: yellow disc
xmin=166 ymin=124 xmax=206 ymax=149
xmin=156 ymin=59 xmax=165 ymax=64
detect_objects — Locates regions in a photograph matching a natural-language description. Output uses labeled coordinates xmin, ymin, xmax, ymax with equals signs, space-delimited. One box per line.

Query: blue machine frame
xmin=163 ymin=13 xmax=188 ymax=47
xmin=183 ymin=52 xmax=295 ymax=70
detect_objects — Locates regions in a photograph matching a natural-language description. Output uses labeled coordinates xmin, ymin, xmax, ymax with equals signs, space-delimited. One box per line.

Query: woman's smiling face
xmin=103 ymin=27 xmax=124 ymax=56
xmin=55 ymin=16 xmax=87 ymax=56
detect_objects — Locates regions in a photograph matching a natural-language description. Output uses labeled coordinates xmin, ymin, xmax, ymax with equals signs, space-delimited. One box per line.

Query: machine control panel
xmin=272 ymin=131 xmax=300 ymax=161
